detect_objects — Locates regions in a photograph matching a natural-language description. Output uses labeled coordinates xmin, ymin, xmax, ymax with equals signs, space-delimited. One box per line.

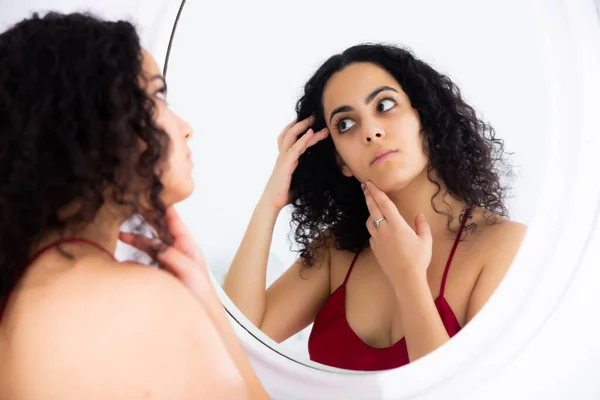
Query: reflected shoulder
xmin=480 ymin=216 xmax=527 ymax=246
xmin=476 ymin=216 xmax=527 ymax=270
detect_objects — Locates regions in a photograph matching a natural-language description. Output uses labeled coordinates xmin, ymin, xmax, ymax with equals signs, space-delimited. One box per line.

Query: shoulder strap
xmin=27 ymin=237 xmax=116 ymax=266
xmin=439 ymin=206 xmax=473 ymax=297
xmin=342 ymin=249 xmax=362 ymax=286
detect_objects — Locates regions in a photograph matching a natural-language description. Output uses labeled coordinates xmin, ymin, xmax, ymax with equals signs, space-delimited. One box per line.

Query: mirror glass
xmin=165 ymin=0 xmax=547 ymax=370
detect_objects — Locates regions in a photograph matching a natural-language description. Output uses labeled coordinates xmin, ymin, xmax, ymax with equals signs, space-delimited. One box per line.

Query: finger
xmin=156 ymin=246 xmax=216 ymax=304
xmin=287 ymin=128 xmax=315 ymax=157
xmin=119 ymin=232 xmax=165 ymax=257
xmin=302 ymin=127 xmax=329 ymax=151
xmin=155 ymin=245 xmax=200 ymax=288
xmin=277 ymin=119 xmax=297 ymax=151
xmin=365 ymin=181 xmax=408 ymax=230
xmin=164 ymin=207 xmax=197 ymax=254
xmin=362 ymin=183 xmax=384 ymax=220
xmin=281 ymin=116 xmax=316 ymax=152
xmin=164 ymin=206 xmax=190 ymax=241
xmin=362 ymin=186 xmax=385 ymax=236
xmin=415 ymin=213 xmax=433 ymax=244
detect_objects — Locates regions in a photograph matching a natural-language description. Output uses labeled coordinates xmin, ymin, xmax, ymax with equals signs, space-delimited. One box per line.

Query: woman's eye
xmin=377 ymin=98 xmax=396 ymax=112
xmin=338 ymin=118 xmax=355 ymax=133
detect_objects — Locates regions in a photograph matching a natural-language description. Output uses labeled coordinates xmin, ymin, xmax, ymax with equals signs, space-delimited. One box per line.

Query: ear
xmin=335 ymin=152 xmax=354 ymax=177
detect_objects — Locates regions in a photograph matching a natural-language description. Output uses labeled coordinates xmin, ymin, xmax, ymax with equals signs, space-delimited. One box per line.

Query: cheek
xmin=160 ymin=115 xmax=183 ymax=158
xmin=391 ymin=113 xmax=423 ymax=150
xmin=333 ymin=139 xmax=358 ymax=167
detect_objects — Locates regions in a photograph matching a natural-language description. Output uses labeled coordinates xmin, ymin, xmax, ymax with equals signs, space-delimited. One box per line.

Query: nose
xmin=176 ymin=112 xmax=194 ymax=140
xmin=362 ymin=118 xmax=385 ymax=144
xmin=183 ymin=120 xmax=193 ymax=140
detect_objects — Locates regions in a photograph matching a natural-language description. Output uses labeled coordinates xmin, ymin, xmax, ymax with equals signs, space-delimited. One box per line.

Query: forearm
xmin=222 ymin=194 xmax=281 ymax=327
xmin=393 ymin=270 xmax=450 ymax=362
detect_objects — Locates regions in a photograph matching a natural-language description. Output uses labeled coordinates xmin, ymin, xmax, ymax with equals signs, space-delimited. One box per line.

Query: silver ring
xmin=373 ymin=217 xmax=386 ymax=228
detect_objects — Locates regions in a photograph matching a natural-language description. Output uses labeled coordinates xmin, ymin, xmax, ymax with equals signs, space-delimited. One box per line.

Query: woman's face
xmin=321 ymin=62 xmax=428 ymax=193
xmin=140 ymin=49 xmax=194 ymax=206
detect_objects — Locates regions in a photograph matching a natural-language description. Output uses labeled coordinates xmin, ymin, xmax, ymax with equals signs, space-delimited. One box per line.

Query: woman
xmin=0 ymin=12 xmax=267 ymax=399
xmin=223 ymin=43 xmax=527 ymax=371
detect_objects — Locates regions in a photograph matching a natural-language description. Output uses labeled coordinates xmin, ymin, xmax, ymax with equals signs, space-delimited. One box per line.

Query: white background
xmin=1 ymin=1 xmax=599 ymax=398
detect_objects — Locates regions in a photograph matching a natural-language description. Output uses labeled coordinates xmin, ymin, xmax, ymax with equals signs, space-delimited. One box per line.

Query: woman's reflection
xmin=223 ymin=43 xmax=526 ymax=371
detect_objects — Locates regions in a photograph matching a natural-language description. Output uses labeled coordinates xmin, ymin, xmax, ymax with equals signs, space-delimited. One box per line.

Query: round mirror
xmin=168 ymin=0 xmax=540 ymax=365
xmin=142 ymin=0 xmax=600 ymax=398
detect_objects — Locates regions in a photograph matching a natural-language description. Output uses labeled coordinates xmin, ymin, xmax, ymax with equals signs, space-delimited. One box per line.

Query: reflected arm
xmin=398 ymin=221 xmax=526 ymax=362
xmin=223 ymin=195 xmax=281 ymax=326
xmin=393 ymin=270 xmax=451 ymax=362
xmin=223 ymin=194 xmax=331 ymax=343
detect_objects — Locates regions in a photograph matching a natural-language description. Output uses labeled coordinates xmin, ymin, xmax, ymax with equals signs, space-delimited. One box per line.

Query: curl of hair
xmin=0 ymin=12 xmax=172 ymax=298
xmin=290 ymin=43 xmax=511 ymax=268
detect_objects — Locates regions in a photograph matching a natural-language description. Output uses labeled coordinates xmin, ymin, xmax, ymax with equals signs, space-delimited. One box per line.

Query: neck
xmin=34 ymin=206 xmax=126 ymax=257
xmin=386 ymin=169 xmax=467 ymax=237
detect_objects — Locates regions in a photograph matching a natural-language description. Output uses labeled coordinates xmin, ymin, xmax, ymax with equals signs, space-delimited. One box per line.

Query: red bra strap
xmin=439 ymin=206 xmax=474 ymax=297
xmin=27 ymin=237 xmax=116 ymax=266
xmin=342 ymin=249 xmax=362 ymax=286
xmin=1 ymin=238 xmax=115 ymax=321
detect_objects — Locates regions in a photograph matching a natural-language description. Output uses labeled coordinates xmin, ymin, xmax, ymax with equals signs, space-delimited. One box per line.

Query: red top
xmin=308 ymin=209 xmax=471 ymax=371
xmin=0 ymin=238 xmax=116 ymax=321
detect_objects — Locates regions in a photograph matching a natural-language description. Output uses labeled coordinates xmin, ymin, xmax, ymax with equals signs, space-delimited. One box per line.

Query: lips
xmin=371 ymin=148 xmax=398 ymax=165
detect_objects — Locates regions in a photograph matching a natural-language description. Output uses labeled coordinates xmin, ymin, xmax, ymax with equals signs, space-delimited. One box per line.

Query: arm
xmin=223 ymin=117 xmax=331 ymax=339
xmin=396 ymin=221 xmax=527 ymax=362
xmin=222 ymin=195 xmax=281 ymax=326
xmin=393 ymin=270 xmax=451 ymax=362
xmin=260 ymin=242 xmax=331 ymax=343
xmin=361 ymin=182 xmax=527 ymax=362
xmin=223 ymin=195 xmax=331 ymax=343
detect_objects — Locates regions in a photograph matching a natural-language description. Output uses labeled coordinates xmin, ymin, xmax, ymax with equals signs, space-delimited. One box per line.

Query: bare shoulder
xmin=476 ymin=214 xmax=528 ymax=260
xmin=9 ymin=258 xmax=248 ymax=399
xmin=464 ymin=214 xmax=527 ymax=321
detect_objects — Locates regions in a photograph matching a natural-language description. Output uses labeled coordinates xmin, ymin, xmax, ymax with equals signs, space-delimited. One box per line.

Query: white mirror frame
xmin=156 ymin=0 xmax=600 ymax=398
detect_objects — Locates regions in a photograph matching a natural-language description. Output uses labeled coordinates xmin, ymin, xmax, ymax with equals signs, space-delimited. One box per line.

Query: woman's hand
xmin=262 ymin=116 xmax=329 ymax=210
xmin=121 ymin=208 xmax=270 ymax=399
xmin=362 ymin=181 xmax=433 ymax=287
xmin=119 ymin=206 xmax=210 ymax=299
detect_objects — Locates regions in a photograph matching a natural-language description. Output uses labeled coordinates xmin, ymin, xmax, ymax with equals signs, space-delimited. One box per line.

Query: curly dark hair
xmin=290 ymin=43 xmax=511 ymax=267
xmin=0 ymin=12 xmax=172 ymax=298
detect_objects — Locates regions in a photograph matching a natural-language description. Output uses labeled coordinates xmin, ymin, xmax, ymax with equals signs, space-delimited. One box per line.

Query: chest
xmin=327 ymin=239 xmax=483 ymax=348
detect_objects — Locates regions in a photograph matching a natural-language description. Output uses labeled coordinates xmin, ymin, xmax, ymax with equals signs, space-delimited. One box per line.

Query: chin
xmin=162 ymin=180 xmax=195 ymax=206
xmin=371 ymin=170 xmax=421 ymax=193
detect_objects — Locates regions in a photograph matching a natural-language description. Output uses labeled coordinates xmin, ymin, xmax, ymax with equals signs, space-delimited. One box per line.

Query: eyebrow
xmin=328 ymin=85 xmax=399 ymax=123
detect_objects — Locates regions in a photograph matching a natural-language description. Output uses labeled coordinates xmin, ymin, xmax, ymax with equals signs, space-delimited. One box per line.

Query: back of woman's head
xmin=0 ymin=12 xmax=170 ymax=297
xmin=291 ymin=43 xmax=510 ymax=267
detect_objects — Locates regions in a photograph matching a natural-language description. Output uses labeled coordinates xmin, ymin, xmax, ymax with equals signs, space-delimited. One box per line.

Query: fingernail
xmin=418 ymin=213 xmax=425 ymax=220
